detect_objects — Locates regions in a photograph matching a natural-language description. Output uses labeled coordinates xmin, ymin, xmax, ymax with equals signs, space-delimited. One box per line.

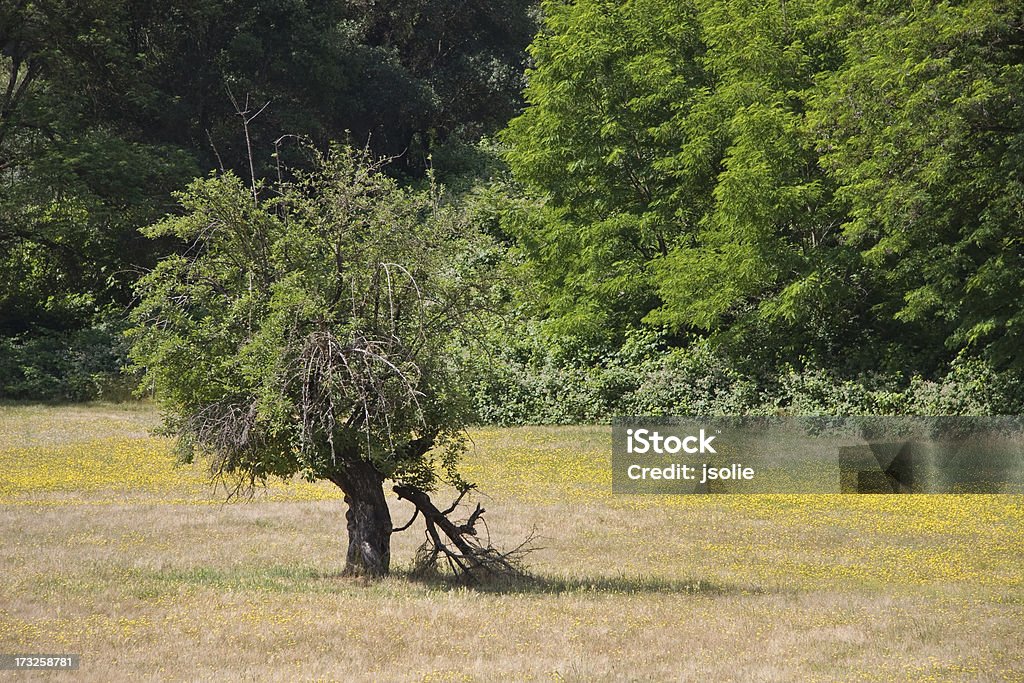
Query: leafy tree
xmin=645 ymin=0 xmax=863 ymax=367
xmin=349 ymin=0 xmax=537 ymax=148
xmin=503 ymin=0 xmax=709 ymax=348
xmin=504 ymin=0 xmax=871 ymax=367
xmin=1 ymin=0 xmax=535 ymax=399
xmin=503 ymin=0 xmax=1024 ymax=379
xmin=128 ymin=147 xmax=516 ymax=578
xmin=810 ymin=1 xmax=1024 ymax=370
xmin=1 ymin=0 xmax=199 ymax=339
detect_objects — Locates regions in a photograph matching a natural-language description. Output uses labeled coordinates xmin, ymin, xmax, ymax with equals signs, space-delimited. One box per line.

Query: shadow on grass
xmin=395 ymin=567 xmax=759 ymax=597
xmin=130 ymin=564 xmax=757 ymax=598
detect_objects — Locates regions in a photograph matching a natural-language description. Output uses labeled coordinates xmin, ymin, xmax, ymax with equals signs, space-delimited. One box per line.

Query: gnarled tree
xmin=128 ymin=146 xmax=515 ymax=578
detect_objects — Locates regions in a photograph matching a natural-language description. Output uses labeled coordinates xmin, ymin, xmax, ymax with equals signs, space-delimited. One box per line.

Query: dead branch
xmin=294 ymin=327 xmax=427 ymax=465
xmin=440 ymin=484 xmax=475 ymax=515
xmin=226 ymin=85 xmax=270 ymax=205
xmin=393 ymin=484 xmax=532 ymax=583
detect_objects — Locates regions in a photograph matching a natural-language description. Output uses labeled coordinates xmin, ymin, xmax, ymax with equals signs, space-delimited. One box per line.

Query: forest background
xmin=2 ymin=0 xmax=1022 ymax=420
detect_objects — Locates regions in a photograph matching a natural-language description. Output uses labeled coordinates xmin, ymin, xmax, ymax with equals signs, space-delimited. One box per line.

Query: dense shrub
xmin=468 ymin=328 xmax=1022 ymax=424
xmin=904 ymin=357 xmax=1023 ymax=417
xmin=0 ymin=323 xmax=130 ymax=402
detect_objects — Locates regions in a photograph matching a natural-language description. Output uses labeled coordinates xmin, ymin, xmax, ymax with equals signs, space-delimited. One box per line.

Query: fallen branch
xmin=393 ymin=484 xmax=532 ymax=583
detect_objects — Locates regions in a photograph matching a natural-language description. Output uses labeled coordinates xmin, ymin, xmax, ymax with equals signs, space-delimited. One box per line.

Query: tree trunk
xmin=330 ymin=459 xmax=392 ymax=577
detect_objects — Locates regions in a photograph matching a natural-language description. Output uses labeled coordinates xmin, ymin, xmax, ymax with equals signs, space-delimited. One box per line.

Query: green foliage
xmin=0 ymin=322 xmax=129 ymax=402
xmin=1 ymin=0 xmax=535 ymax=401
xmin=905 ymin=356 xmax=1024 ymax=417
xmin=128 ymin=147 xmax=490 ymax=488
xmin=502 ymin=0 xmax=709 ymax=344
xmin=503 ymin=0 xmax=1024 ymax=379
xmin=467 ymin=326 xmax=752 ymax=424
xmin=810 ymin=1 xmax=1024 ymax=368
xmin=5 ymin=0 xmax=1022 ymax=420
xmin=469 ymin=327 xmax=1022 ymax=424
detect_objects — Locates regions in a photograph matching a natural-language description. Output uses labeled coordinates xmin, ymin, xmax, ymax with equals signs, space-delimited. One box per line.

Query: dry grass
xmin=0 ymin=404 xmax=1021 ymax=681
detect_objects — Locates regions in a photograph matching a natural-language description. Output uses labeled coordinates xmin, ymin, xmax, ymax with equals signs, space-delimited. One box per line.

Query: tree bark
xmin=329 ymin=459 xmax=392 ymax=577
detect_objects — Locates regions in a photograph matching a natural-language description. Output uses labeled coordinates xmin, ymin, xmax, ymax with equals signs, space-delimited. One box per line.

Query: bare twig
xmin=206 ymin=129 xmax=226 ymax=173
xmin=226 ymin=84 xmax=270 ymax=205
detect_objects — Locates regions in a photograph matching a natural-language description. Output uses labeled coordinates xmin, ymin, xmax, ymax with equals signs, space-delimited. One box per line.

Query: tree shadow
xmin=140 ymin=563 xmax=761 ymax=598
xmin=396 ymin=568 xmax=760 ymax=597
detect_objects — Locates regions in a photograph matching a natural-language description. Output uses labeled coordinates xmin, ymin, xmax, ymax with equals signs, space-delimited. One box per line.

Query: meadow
xmin=0 ymin=404 xmax=1022 ymax=681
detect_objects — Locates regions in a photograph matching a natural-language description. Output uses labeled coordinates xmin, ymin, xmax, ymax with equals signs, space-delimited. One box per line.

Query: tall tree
xmin=1 ymin=0 xmax=198 ymax=335
xmin=503 ymin=0 xmax=1024 ymax=375
xmin=811 ymin=1 xmax=1024 ymax=370
xmin=646 ymin=0 xmax=860 ymax=367
xmin=503 ymin=0 xmax=709 ymax=347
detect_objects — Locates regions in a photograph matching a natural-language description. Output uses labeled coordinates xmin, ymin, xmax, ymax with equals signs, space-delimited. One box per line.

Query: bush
xmin=467 ymin=328 xmax=757 ymax=424
xmin=904 ymin=356 xmax=1023 ymax=416
xmin=0 ymin=323 xmax=130 ymax=402
xmin=618 ymin=341 xmax=756 ymax=417
xmin=468 ymin=327 xmax=1023 ymax=423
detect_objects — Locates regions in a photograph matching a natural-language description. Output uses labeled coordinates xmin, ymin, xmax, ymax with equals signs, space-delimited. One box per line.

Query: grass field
xmin=0 ymin=404 xmax=1022 ymax=681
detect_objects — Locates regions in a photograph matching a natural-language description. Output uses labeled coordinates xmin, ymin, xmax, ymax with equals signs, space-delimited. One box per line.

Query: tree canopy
xmin=1 ymin=0 xmax=534 ymax=398
xmin=128 ymin=147 xmax=503 ymax=576
xmin=503 ymin=0 xmax=1024 ymax=376
xmin=3 ymin=0 xmax=1022 ymax=411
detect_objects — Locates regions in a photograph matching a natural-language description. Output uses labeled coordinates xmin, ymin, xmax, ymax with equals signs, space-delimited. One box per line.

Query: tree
xmin=1 ymin=0 xmax=199 ymax=337
xmin=503 ymin=0 xmax=1024 ymax=378
xmin=503 ymin=0 xmax=869 ymax=366
xmin=644 ymin=0 xmax=861 ymax=368
xmin=502 ymin=0 xmax=709 ymax=348
xmin=128 ymin=147 xmax=517 ymax=578
xmin=810 ymin=1 xmax=1024 ymax=370
xmin=1 ymin=0 xmax=536 ymax=400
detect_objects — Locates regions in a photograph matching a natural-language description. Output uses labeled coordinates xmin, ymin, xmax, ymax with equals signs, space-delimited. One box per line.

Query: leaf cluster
xmin=128 ymin=146 xmax=490 ymax=489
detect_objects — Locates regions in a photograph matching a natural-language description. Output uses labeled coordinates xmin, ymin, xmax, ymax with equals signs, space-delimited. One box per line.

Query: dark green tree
xmin=810 ymin=1 xmax=1024 ymax=370
xmin=1 ymin=0 xmax=198 ymax=336
xmin=1 ymin=0 xmax=536 ymax=399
